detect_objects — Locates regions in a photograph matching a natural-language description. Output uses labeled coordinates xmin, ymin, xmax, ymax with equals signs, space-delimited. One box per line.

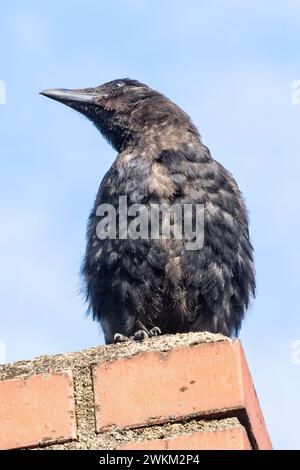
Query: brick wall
xmin=0 ymin=332 xmax=272 ymax=450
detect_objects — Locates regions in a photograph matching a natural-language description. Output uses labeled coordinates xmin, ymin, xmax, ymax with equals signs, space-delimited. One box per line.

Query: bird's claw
xmin=149 ymin=326 xmax=161 ymax=337
xmin=114 ymin=333 xmax=129 ymax=343
xmin=114 ymin=327 xmax=161 ymax=344
xmin=132 ymin=330 xmax=149 ymax=341
xmin=132 ymin=327 xmax=161 ymax=341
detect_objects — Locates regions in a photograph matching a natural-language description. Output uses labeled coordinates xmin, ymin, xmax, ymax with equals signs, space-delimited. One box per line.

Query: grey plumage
xmin=41 ymin=79 xmax=255 ymax=344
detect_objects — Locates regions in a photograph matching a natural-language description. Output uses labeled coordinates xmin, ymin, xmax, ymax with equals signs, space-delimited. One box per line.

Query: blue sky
xmin=0 ymin=0 xmax=299 ymax=449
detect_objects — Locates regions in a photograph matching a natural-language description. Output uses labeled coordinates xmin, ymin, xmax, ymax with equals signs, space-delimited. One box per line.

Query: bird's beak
xmin=39 ymin=88 xmax=99 ymax=104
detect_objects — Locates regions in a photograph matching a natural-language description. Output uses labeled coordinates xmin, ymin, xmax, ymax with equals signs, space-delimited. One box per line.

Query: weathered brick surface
xmin=0 ymin=371 xmax=76 ymax=450
xmin=118 ymin=426 xmax=252 ymax=450
xmin=92 ymin=340 xmax=272 ymax=449
xmin=0 ymin=333 xmax=272 ymax=450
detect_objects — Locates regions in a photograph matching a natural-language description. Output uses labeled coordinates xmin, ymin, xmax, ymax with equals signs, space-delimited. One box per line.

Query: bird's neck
xmin=126 ymin=122 xmax=203 ymax=158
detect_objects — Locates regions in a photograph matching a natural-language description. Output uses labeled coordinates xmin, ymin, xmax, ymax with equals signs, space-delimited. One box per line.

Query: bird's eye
xmin=112 ymin=81 xmax=125 ymax=89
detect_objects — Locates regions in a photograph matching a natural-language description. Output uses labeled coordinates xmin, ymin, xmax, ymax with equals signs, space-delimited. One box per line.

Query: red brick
xmin=92 ymin=339 xmax=272 ymax=449
xmin=0 ymin=371 xmax=76 ymax=450
xmin=118 ymin=426 xmax=252 ymax=450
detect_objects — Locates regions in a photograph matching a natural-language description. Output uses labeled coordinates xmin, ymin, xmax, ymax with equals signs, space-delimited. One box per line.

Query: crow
xmin=40 ymin=79 xmax=255 ymax=344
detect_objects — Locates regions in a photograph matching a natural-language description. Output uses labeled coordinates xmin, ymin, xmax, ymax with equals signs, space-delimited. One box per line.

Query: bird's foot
xmin=132 ymin=330 xmax=149 ymax=341
xmin=132 ymin=327 xmax=161 ymax=341
xmin=114 ymin=327 xmax=161 ymax=344
xmin=149 ymin=326 xmax=161 ymax=337
xmin=114 ymin=333 xmax=130 ymax=343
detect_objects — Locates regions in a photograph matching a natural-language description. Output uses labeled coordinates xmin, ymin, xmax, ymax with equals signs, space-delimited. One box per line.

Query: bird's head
xmin=40 ymin=78 xmax=198 ymax=152
xmin=40 ymin=79 xmax=160 ymax=151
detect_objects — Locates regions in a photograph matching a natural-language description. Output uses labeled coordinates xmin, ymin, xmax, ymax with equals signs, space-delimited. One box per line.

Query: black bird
xmin=40 ymin=79 xmax=255 ymax=344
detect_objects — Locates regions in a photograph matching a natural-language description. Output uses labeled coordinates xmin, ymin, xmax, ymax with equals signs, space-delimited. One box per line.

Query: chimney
xmin=0 ymin=332 xmax=272 ymax=450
